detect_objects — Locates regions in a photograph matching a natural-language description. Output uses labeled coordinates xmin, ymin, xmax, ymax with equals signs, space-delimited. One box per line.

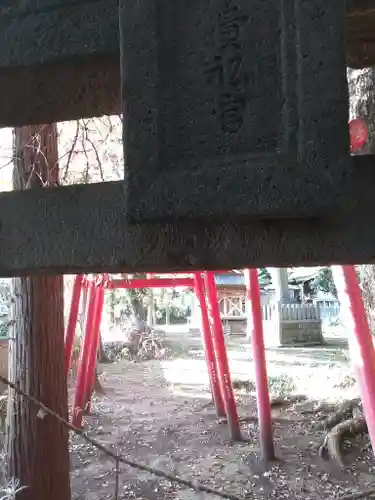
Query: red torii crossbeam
xmin=108 ymin=277 xmax=194 ymax=289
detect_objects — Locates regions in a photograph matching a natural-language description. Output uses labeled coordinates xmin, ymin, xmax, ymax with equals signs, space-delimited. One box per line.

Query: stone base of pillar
xmin=263 ymin=318 xmax=324 ymax=347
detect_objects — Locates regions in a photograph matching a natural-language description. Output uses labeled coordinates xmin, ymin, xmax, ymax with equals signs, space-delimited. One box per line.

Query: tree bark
xmin=347 ymin=2 xmax=375 ymax=69
xmin=121 ymin=274 xmax=148 ymax=321
xmin=147 ymin=290 xmax=155 ymax=326
xmin=128 ymin=293 xmax=146 ymax=321
xmin=7 ymin=124 xmax=71 ymax=500
xmin=348 ymin=68 xmax=375 ymax=333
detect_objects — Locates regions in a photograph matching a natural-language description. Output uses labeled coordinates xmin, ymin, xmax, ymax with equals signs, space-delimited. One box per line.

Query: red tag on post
xmin=349 ymin=118 xmax=368 ymax=152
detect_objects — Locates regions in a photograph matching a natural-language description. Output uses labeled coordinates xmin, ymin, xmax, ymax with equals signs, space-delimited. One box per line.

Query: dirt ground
xmin=69 ymin=334 xmax=375 ymax=500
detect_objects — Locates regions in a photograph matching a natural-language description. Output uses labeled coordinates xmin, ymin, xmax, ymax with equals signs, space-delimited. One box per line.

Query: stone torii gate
xmin=0 ymin=0 xmax=373 ymax=275
xmin=2 ymin=0 xmax=375 ymax=463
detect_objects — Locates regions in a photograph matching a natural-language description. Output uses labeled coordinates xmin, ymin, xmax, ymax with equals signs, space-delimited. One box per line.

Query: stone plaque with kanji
xmin=121 ymin=0 xmax=350 ymax=222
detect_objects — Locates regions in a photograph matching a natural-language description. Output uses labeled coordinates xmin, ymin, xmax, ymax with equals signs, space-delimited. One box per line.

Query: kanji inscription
xmin=205 ymin=0 xmax=249 ymax=134
xmin=121 ymin=0 xmax=349 ymax=221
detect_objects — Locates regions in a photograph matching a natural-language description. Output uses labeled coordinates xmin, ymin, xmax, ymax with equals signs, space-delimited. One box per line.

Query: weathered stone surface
xmin=0 ymin=0 xmax=373 ymax=126
xmin=0 ymin=0 xmax=120 ymax=126
xmin=0 ymin=155 xmax=373 ymax=276
xmin=263 ymin=319 xmax=323 ymax=347
xmin=279 ymin=321 xmax=323 ymax=347
xmin=121 ymin=0 xmax=350 ymax=222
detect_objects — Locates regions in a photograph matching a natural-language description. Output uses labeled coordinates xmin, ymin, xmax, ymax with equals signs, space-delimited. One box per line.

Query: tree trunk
xmin=7 ymin=125 xmax=71 ymax=500
xmin=348 ymin=68 xmax=375 ymax=334
xmin=124 ymin=292 xmax=145 ymax=321
xmin=166 ymin=298 xmax=171 ymax=325
xmin=347 ymin=2 xmax=375 ymax=70
xmin=147 ymin=290 xmax=155 ymax=326
xmin=98 ymin=333 xmax=108 ymax=363
xmin=121 ymin=274 xmax=148 ymax=321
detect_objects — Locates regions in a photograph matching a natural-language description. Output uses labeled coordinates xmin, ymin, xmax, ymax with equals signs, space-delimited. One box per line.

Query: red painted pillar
xmin=194 ymin=273 xmax=225 ymax=416
xmin=204 ymin=271 xmax=241 ymax=440
xmin=245 ymin=269 xmax=275 ymax=461
xmin=65 ymin=275 xmax=84 ymax=375
xmin=72 ymin=280 xmax=98 ymax=428
xmin=331 ymin=265 xmax=375 ymax=456
xmin=84 ymin=281 xmax=105 ymax=411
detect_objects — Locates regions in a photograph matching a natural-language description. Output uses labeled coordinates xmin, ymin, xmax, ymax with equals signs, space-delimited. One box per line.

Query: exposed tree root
xmin=314 ymin=398 xmax=361 ymax=431
xmin=319 ymin=416 xmax=367 ymax=467
xmin=300 ymin=401 xmax=338 ymax=415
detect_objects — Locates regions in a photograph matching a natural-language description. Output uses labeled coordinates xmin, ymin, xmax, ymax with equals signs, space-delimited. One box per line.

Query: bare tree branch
xmin=62 ymin=120 xmax=80 ymax=184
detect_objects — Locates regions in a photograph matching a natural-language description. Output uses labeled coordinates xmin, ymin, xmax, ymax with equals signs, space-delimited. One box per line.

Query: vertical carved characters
xmin=205 ymin=0 xmax=249 ymax=134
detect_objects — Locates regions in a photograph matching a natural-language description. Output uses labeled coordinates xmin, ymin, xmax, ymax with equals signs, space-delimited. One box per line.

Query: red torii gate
xmin=64 ymin=272 xmax=271 ymax=446
xmin=64 ymin=267 xmax=375 ymax=462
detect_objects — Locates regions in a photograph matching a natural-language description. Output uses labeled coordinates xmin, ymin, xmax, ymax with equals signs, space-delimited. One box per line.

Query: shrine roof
xmin=215 ymin=267 xmax=327 ymax=287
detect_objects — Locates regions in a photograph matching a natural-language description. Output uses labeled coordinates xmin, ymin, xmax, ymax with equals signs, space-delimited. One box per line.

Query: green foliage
xmin=105 ymin=274 xmax=194 ymax=324
xmin=155 ymin=305 xmax=190 ymax=325
xmin=312 ymin=268 xmax=337 ymax=298
xmin=0 ymin=280 xmax=11 ymax=339
xmin=0 ymin=322 xmax=9 ymax=338
xmin=259 ymin=268 xmax=271 ymax=282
